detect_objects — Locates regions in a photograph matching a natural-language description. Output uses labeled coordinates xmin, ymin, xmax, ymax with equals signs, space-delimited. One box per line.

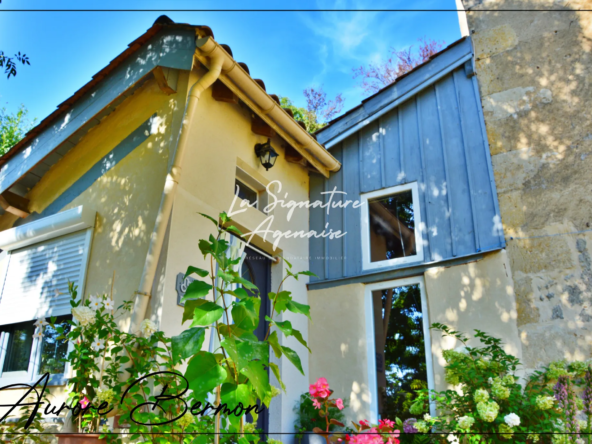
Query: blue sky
xmin=0 ymin=0 xmax=461 ymax=125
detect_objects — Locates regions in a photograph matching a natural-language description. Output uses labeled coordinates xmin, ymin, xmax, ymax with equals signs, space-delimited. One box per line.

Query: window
xmin=365 ymin=278 xmax=435 ymax=422
xmin=235 ymin=179 xmax=258 ymax=208
xmin=0 ymin=316 xmax=72 ymax=378
xmin=361 ymin=182 xmax=423 ymax=270
xmin=234 ymin=167 xmax=269 ymax=213
xmin=0 ymin=206 xmax=94 ymax=383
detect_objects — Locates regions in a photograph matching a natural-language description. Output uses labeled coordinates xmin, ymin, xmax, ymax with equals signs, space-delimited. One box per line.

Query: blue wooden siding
xmin=309 ymin=64 xmax=504 ymax=282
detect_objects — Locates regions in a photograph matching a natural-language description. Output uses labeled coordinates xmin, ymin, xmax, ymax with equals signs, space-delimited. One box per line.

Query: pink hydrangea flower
xmin=312 ymin=398 xmax=322 ymax=409
xmin=336 ymin=398 xmax=344 ymax=410
xmin=309 ymin=377 xmax=331 ymax=398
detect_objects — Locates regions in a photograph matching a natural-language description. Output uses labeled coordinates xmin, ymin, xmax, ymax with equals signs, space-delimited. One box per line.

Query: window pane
xmin=235 ymin=179 xmax=258 ymax=207
xmin=368 ymin=190 xmax=416 ymax=262
xmin=39 ymin=316 xmax=72 ymax=375
xmin=372 ymin=285 xmax=427 ymax=420
xmin=2 ymin=321 xmax=35 ymax=372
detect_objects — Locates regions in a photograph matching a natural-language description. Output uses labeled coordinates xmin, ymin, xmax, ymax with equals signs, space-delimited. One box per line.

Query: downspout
xmin=128 ymin=39 xmax=225 ymax=333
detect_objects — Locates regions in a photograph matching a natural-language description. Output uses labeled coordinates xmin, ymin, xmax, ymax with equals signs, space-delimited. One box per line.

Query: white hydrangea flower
xmin=72 ymin=306 xmax=96 ymax=326
xmin=140 ymin=319 xmax=157 ymax=337
xmin=536 ymin=395 xmax=555 ymax=410
xmin=424 ymin=413 xmax=432 ymax=421
xmin=474 ymin=388 xmax=489 ymax=403
xmin=415 ymin=421 xmax=430 ymax=433
xmin=504 ymin=413 xmax=520 ymax=428
xmin=103 ymin=299 xmax=115 ymax=311
xmin=457 ymin=416 xmax=475 ymax=430
xmin=447 ymin=434 xmax=459 ymax=444
xmin=91 ymin=338 xmax=105 ymax=352
xmin=89 ymin=295 xmax=103 ymax=310
xmin=477 ymin=400 xmax=499 ymax=422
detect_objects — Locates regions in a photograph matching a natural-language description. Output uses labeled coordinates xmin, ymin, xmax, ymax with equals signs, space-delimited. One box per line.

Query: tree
xmin=353 ymin=37 xmax=445 ymax=95
xmin=0 ymin=51 xmax=30 ymax=78
xmin=0 ymin=105 xmax=36 ymax=156
xmin=281 ymin=86 xmax=344 ymax=133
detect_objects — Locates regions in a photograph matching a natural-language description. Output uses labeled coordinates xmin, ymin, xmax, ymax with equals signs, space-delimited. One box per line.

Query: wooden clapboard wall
xmin=309 ymin=62 xmax=504 ymax=283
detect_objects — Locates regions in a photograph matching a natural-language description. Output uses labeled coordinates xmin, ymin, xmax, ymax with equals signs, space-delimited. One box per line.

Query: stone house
xmin=458 ymin=0 xmax=592 ymax=374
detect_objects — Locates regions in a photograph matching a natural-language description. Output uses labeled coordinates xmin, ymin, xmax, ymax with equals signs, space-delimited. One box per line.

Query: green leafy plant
xmin=176 ymin=211 xmax=316 ymax=442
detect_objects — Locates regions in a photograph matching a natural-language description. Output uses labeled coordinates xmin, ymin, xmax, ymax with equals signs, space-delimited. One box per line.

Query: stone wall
xmin=461 ymin=0 xmax=592 ymax=371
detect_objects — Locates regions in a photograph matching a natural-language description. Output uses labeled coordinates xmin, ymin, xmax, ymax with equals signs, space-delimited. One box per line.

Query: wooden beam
xmin=0 ymin=190 xmax=30 ymax=218
xmin=152 ymin=66 xmax=177 ymax=95
xmin=212 ymin=80 xmax=238 ymax=104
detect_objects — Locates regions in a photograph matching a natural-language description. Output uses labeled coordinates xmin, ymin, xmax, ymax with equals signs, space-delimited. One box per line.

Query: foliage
xmin=379 ymin=284 xmax=427 ymax=421
xmin=353 ymin=38 xmax=444 ymax=95
xmin=281 ymin=86 xmax=344 ymax=133
xmin=0 ymin=105 xmax=36 ymax=156
xmin=0 ymin=51 xmax=30 ymax=79
xmin=179 ymin=211 xmax=316 ymax=439
xmin=407 ymin=323 xmax=568 ymax=443
xmin=294 ymin=378 xmax=348 ymax=443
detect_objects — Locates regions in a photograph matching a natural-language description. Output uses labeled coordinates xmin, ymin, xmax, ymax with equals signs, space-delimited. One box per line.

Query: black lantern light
xmin=254 ymin=138 xmax=279 ymax=171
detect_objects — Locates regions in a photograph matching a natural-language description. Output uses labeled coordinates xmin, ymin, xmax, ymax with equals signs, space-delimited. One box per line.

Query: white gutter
xmin=128 ymin=38 xmax=228 ymax=333
xmin=323 ymin=52 xmax=473 ymax=149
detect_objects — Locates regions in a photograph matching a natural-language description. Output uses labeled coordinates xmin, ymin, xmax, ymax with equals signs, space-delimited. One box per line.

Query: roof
xmin=317 ymin=37 xmax=473 ymax=147
xmin=1 ymin=15 xmax=338 ymax=194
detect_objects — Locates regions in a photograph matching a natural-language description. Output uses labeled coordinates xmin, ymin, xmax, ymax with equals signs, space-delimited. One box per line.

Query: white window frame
xmin=235 ymin=166 xmax=269 ymax=213
xmin=0 ymin=206 xmax=95 ymax=386
xmin=364 ymin=276 xmax=435 ymax=422
xmin=360 ymin=182 xmax=423 ymax=271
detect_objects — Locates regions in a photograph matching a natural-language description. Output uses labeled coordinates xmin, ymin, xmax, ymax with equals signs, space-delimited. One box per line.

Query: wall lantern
xmin=255 ymin=139 xmax=279 ymax=171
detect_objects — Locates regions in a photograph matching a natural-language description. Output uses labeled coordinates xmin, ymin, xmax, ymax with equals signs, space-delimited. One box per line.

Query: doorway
xmin=240 ymin=246 xmax=271 ymax=435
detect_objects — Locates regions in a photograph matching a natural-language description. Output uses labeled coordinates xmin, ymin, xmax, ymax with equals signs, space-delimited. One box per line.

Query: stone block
xmin=472 ymin=24 xmax=518 ymax=60
xmin=507 ymin=235 xmax=575 ymax=275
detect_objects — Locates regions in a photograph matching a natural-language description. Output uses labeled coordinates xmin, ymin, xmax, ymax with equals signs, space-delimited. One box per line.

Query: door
xmin=240 ymin=247 xmax=271 ymax=436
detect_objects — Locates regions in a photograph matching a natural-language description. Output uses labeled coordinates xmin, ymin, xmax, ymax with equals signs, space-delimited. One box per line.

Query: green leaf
xmin=241 ymin=361 xmax=271 ymax=406
xmin=182 ymin=300 xmax=200 ymax=324
xmin=217 ymin=270 xmax=235 ymax=284
xmin=273 ymin=291 xmax=292 ymax=313
xmin=199 ymin=239 xmax=214 ymax=257
xmin=172 ymin=327 xmax=206 ymax=363
xmin=286 ymin=300 xmax=311 ymax=320
xmin=232 ymin=298 xmax=261 ymax=331
xmin=181 ymin=280 xmax=213 ymax=301
xmin=267 ymin=331 xmax=282 ymax=359
xmin=221 ymin=383 xmax=252 ymax=425
xmin=266 ymin=317 xmax=293 ymax=336
xmin=190 ymin=300 xmax=224 ymax=327
xmin=232 ymin=275 xmax=258 ymax=291
xmin=238 ymin=438 xmax=250 ymax=444
xmin=185 ymin=351 xmax=227 ymax=399
xmin=284 ymin=258 xmax=293 ymax=269
xmin=291 ymin=328 xmax=311 ymax=353
xmin=219 ymin=212 xmax=229 ymax=225
xmin=268 ymin=362 xmax=286 ymax=392
xmin=237 ymin=338 xmax=269 ymax=364
xmin=225 ymin=225 xmax=243 ymax=236
xmin=228 ymin=287 xmax=249 ymax=300
xmin=297 ymin=270 xmax=318 ymax=278
xmin=281 ymin=345 xmax=304 ymax=375
xmin=185 ymin=266 xmax=209 ymax=279
xmin=199 ymin=213 xmax=219 ymax=227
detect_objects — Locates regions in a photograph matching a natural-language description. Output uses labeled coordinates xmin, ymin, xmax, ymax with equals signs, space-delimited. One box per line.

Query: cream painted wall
xmin=425 ymin=249 xmax=522 ymax=391
xmin=0 ymin=74 xmax=188 ymax=404
xmin=308 ymin=283 xmax=372 ymax=424
xmin=307 ymin=249 xmax=522 ymax=423
xmin=146 ymin=66 xmax=313 ymax=436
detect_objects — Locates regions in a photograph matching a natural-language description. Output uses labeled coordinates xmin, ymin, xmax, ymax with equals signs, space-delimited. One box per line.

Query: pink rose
xmin=336 ymin=398 xmax=344 ymax=410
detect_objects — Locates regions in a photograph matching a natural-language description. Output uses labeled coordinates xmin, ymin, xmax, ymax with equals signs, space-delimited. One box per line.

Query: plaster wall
xmin=461 ymin=0 xmax=592 ymax=372
xmin=308 ymin=250 xmax=520 ymax=423
xmin=0 ymin=74 xmax=187 ymax=413
xmin=147 ymin=66 xmax=313 ymax=436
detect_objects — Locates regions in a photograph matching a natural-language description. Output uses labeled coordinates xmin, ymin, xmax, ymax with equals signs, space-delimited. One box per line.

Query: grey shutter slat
xmin=0 ymin=230 xmax=88 ymax=325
